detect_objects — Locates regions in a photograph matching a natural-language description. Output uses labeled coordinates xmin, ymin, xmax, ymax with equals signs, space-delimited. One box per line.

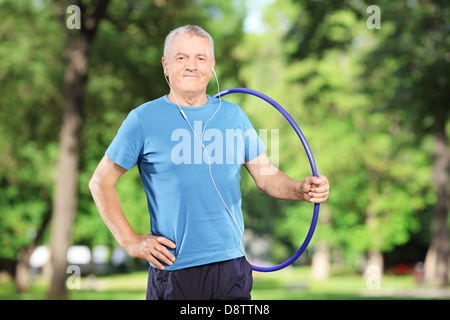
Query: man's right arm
xmin=88 ymin=155 xmax=176 ymax=270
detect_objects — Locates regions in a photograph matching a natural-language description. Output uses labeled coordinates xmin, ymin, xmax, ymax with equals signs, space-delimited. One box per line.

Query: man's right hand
xmin=89 ymin=156 xmax=177 ymax=271
xmin=124 ymin=234 xmax=176 ymax=270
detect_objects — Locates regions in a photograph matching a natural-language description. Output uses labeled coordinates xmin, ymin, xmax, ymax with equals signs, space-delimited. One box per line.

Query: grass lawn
xmin=0 ymin=266 xmax=447 ymax=300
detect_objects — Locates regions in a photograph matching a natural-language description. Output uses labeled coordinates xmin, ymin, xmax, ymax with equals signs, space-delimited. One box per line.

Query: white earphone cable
xmin=164 ymin=68 xmax=246 ymax=257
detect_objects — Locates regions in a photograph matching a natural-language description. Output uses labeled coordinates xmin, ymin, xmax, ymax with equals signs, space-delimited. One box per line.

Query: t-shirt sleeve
xmin=105 ymin=109 xmax=144 ymax=170
xmin=239 ymin=108 xmax=267 ymax=162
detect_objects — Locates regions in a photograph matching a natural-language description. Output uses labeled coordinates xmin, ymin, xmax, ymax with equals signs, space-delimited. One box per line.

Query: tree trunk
xmin=365 ymin=170 xmax=384 ymax=276
xmin=14 ymin=210 xmax=51 ymax=293
xmin=311 ymin=205 xmax=331 ymax=280
xmin=15 ymin=250 xmax=32 ymax=293
xmin=47 ymin=42 xmax=84 ymax=299
xmin=424 ymin=127 xmax=449 ymax=287
xmin=366 ymin=250 xmax=384 ymax=275
xmin=48 ymin=0 xmax=110 ymax=299
xmin=311 ymin=241 xmax=330 ymax=280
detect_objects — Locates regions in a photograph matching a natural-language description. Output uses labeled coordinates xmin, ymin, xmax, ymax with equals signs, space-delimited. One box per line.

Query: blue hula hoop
xmin=214 ymin=88 xmax=320 ymax=272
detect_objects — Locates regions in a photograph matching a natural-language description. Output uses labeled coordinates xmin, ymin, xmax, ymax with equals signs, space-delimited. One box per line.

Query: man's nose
xmin=185 ymin=60 xmax=197 ymax=71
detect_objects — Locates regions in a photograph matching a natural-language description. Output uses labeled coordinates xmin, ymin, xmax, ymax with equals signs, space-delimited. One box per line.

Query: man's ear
xmin=161 ymin=57 xmax=167 ymax=75
xmin=211 ymin=59 xmax=216 ymax=77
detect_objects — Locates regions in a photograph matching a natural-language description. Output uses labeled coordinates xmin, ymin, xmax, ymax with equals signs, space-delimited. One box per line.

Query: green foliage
xmin=0 ymin=0 xmax=62 ymax=258
xmin=0 ymin=0 xmax=446 ymax=273
xmin=235 ymin=0 xmax=442 ymax=263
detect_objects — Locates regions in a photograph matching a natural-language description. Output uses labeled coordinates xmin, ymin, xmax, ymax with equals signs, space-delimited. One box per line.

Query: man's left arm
xmin=244 ymin=152 xmax=329 ymax=203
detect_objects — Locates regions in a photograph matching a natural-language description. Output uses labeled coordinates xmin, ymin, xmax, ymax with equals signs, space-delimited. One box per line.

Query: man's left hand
xmin=300 ymin=174 xmax=329 ymax=203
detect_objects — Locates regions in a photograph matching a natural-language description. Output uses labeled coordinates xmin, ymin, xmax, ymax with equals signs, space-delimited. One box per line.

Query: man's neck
xmin=167 ymin=89 xmax=208 ymax=107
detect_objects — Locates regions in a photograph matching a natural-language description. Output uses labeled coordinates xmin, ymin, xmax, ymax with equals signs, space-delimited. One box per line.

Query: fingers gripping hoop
xmin=214 ymin=88 xmax=320 ymax=272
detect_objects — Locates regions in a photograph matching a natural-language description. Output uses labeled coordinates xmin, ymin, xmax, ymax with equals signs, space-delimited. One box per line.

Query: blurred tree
xmin=281 ymin=0 xmax=445 ymax=279
xmin=48 ymin=0 xmax=111 ymax=299
xmin=238 ymin=0 xmax=438 ymax=278
xmin=0 ymin=0 xmax=63 ymax=292
xmin=360 ymin=0 xmax=449 ymax=286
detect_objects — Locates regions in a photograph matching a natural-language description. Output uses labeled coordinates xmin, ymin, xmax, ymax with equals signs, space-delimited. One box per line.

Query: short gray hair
xmin=163 ymin=25 xmax=215 ymax=60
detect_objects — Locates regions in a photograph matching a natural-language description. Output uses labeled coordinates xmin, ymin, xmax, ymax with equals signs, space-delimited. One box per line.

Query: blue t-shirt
xmin=105 ymin=95 xmax=266 ymax=270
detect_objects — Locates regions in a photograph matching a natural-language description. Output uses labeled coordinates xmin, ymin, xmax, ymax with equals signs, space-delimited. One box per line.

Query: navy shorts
xmin=146 ymin=257 xmax=253 ymax=300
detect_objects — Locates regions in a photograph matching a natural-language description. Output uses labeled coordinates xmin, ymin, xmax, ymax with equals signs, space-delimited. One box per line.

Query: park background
xmin=0 ymin=0 xmax=448 ymax=300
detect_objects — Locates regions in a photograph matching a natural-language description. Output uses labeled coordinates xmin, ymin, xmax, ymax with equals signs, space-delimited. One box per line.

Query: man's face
xmin=162 ymin=34 xmax=215 ymax=96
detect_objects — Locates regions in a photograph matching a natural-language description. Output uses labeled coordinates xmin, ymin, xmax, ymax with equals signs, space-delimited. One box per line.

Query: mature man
xmin=89 ymin=25 xmax=329 ymax=300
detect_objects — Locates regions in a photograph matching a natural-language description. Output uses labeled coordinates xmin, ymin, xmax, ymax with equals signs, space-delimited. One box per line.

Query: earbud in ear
xmin=164 ymin=67 xmax=167 ymax=75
